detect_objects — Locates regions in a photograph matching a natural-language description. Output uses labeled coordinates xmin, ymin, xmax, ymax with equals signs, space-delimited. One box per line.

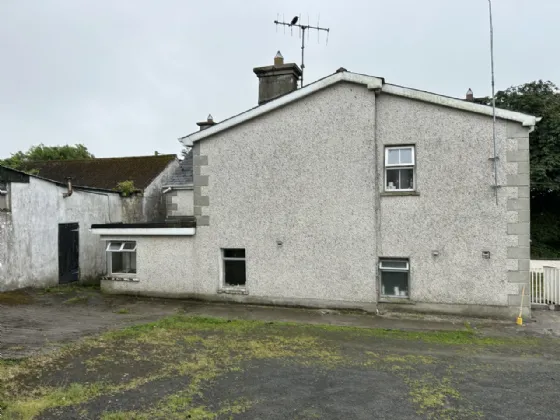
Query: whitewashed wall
xmin=0 ymin=177 xmax=122 ymax=291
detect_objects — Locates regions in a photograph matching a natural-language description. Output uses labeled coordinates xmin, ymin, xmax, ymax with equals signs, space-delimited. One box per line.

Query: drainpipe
xmin=488 ymin=0 xmax=499 ymax=205
xmin=373 ymin=87 xmax=382 ymax=304
xmin=63 ymin=177 xmax=73 ymax=198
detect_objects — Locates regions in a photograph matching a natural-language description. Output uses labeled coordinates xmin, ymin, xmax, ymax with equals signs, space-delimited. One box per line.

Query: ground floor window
xmin=106 ymin=241 xmax=137 ymax=275
xmin=379 ymin=259 xmax=409 ymax=298
xmin=222 ymin=248 xmax=246 ymax=287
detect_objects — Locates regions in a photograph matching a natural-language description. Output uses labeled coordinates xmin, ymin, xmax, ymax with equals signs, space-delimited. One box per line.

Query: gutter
xmin=162 ymin=184 xmax=194 ymax=192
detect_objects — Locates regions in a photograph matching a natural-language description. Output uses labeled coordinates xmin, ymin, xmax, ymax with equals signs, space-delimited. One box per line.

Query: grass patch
xmin=63 ymin=295 xmax=89 ymax=304
xmin=0 ymin=290 xmax=33 ymax=305
xmin=3 ymin=382 xmax=106 ymax=420
xmin=300 ymin=323 xmax=538 ymax=346
xmin=408 ymin=375 xmax=460 ymax=411
xmin=0 ymin=359 xmax=25 ymax=367
xmin=115 ymin=308 xmax=130 ymax=314
xmin=101 ymin=314 xmax=540 ymax=348
xmin=42 ymin=284 xmax=100 ymax=295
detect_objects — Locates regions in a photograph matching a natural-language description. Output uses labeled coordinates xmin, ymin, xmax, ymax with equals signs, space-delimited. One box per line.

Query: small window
xmin=0 ymin=181 xmax=9 ymax=211
xmin=106 ymin=241 xmax=137 ymax=275
xmin=222 ymin=248 xmax=246 ymax=287
xmin=379 ymin=259 xmax=409 ymax=298
xmin=385 ymin=146 xmax=415 ymax=191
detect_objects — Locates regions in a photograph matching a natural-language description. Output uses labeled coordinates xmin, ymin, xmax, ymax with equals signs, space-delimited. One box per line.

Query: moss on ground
xmin=0 ymin=315 xmax=549 ymax=419
xmin=114 ymin=308 xmax=130 ymax=314
xmin=63 ymin=295 xmax=89 ymax=304
xmin=40 ymin=284 xmax=100 ymax=295
xmin=0 ymin=291 xmax=33 ymax=305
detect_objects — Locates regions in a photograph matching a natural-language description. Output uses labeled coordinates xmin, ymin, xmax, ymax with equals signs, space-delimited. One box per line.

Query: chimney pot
xmin=466 ymin=88 xmax=474 ymax=102
xmin=253 ymin=51 xmax=302 ymax=105
xmin=274 ymin=51 xmax=284 ymax=66
xmin=196 ymin=114 xmax=217 ymax=131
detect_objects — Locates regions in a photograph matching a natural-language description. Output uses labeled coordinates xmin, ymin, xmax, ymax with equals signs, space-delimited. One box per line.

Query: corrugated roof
xmin=19 ymin=155 xmax=177 ymax=190
xmin=163 ymin=150 xmax=193 ymax=187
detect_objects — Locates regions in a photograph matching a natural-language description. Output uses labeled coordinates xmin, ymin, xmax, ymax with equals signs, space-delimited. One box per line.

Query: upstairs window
xmin=106 ymin=241 xmax=137 ymax=276
xmin=385 ymin=146 xmax=415 ymax=191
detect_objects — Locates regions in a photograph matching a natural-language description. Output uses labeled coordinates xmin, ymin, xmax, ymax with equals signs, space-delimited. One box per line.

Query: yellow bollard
xmin=516 ymin=285 xmax=525 ymax=326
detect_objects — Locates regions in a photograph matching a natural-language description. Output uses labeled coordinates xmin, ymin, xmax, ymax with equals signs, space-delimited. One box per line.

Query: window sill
xmin=102 ymin=276 xmax=139 ymax=282
xmin=379 ymin=297 xmax=412 ymax=304
xmin=218 ymin=287 xmax=248 ymax=295
xmin=380 ymin=191 xmax=420 ymax=197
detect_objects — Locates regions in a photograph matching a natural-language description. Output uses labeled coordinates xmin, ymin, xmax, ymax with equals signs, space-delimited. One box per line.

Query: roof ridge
xmin=180 ymin=70 xmax=538 ymax=145
xmin=22 ymin=154 xmax=177 ymax=164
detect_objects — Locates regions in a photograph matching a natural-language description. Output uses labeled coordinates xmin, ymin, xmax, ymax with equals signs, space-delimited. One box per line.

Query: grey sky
xmin=1 ymin=0 xmax=557 ymax=159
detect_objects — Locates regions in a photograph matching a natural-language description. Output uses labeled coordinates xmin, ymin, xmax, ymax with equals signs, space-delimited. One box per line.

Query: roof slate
xmin=20 ymin=155 xmax=177 ymax=190
xmin=163 ymin=150 xmax=193 ymax=186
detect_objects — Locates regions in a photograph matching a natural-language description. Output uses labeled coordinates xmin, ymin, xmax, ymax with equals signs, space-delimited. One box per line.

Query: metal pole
xmin=488 ymin=0 xmax=498 ymax=204
xmin=301 ymin=27 xmax=306 ymax=87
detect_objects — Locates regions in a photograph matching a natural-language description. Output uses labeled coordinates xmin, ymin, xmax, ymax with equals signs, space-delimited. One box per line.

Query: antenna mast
xmin=274 ymin=15 xmax=330 ymax=87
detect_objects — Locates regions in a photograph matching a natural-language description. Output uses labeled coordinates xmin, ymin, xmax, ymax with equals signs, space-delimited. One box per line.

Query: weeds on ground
xmin=0 ymin=315 xmax=545 ymax=420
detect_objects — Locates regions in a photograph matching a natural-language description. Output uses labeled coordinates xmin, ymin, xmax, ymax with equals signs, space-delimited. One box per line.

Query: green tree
xmin=0 ymin=144 xmax=94 ymax=171
xmin=490 ymin=80 xmax=560 ymax=258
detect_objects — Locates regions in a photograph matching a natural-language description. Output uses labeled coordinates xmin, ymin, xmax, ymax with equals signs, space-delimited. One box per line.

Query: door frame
xmin=58 ymin=222 xmax=80 ymax=284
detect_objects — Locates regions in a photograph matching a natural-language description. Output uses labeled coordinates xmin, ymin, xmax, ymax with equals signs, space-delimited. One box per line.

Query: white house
xmin=92 ymin=54 xmax=538 ymax=318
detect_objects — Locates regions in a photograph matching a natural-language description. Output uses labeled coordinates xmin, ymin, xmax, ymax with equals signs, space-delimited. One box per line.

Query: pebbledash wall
xmin=103 ymin=82 xmax=531 ymax=318
xmin=165 ymin=188 xmax=194 ymax=218
xmin=0 ymin=175 xmax=122 ymax=291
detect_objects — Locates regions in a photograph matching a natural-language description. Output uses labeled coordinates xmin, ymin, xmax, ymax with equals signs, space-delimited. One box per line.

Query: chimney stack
xmin=253 ymin=51 xmax=302 ymax=105
xmin=196 ymin=114 xmax=216 ymax=131
xmin=466 ymin=88 xmax=474 ymax=102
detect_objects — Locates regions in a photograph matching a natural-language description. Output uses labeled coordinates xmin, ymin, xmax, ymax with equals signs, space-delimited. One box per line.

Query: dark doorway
xmin=59 ymin=223 xmax=79 ymax=284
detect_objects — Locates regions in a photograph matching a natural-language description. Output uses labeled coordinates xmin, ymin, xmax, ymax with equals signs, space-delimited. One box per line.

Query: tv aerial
xmin=274 ymin=14 xmax=330 ymax=87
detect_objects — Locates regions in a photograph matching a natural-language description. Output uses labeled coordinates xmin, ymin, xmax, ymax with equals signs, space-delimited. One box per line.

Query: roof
xmin=19 ymin=155 xmax=177 ymax=190
xmin=0 ymin=164 xmax=119 ymax=194
xmin=163 ymin=150 xmax=193 ymax=187
xmin=179 ymin=71 xmax=539 ymax=145
xmin=91 ymin=217 xmax=196 ymax=236
xmin=91 ymin=217 xmax=196 ymax=230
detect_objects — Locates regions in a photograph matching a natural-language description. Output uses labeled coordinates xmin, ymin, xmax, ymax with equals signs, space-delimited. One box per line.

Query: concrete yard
xmin=1 ymin=287 xmax=560 ymax=419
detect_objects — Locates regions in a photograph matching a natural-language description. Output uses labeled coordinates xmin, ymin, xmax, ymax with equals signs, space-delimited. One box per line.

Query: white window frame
xmin=0 ymin=181 xmax=9 ymax=211
xmin=221 ymin=248 xmax=247 ymax=289
xmin=379 ymin=259 xmax=410 ymax=298
xmin=384 ymin=146 xmax=416 ymax=192
xmin=106 ymin=241 xmax=137 ymax=277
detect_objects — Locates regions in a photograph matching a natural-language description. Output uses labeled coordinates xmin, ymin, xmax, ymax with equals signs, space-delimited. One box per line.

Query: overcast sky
xmin=1 ymin=0 xmax=557 ymax=159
